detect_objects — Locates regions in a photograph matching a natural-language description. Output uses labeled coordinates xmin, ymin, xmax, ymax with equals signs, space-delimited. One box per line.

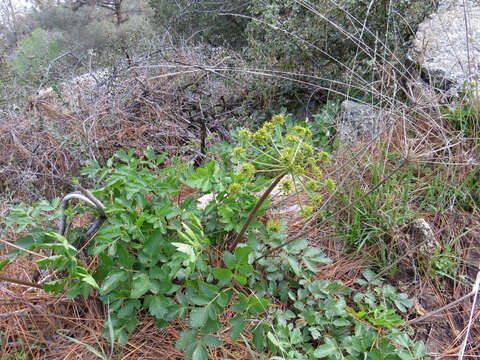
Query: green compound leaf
xmin=212 ymin=267 xmax=233 ymax=287
xmin=202 ymin=334 xmax=222 ymax=347
xmin=313 ymin=336 xmax=338 ymax=358
xmin=192 ymin=342 xmax=208 ymax=360
xmin=176 ymin=329 xmax=198 ymax=350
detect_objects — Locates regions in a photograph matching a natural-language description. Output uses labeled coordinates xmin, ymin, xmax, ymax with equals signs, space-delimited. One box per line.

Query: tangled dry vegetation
xmin=0 ymin=46 xmax=242 ymax=202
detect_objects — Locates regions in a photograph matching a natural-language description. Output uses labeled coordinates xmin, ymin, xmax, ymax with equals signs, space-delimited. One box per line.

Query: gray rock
xmin=336 ymin=100 xmax=386 ymax=143
xmin=410 ymin=0 xmax=480 ymax=96
xmin=410 ymin=218 xmax=439 ymax=257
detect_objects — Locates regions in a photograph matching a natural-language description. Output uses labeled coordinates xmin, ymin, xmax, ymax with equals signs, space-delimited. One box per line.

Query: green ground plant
xmin=3 ymin=118 xmax=426 ymax=359
xmin=445 ymin=85 xmax=480 ymax=142
xmin=337 ymin=158 xmax=417 ymax=254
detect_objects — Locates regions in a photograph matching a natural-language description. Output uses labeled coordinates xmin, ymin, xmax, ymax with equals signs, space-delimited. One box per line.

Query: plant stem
xmin=227 ymin=173 xmax=285 ymax=252
xmin=0 ymin=275 xmax=43 ymax=289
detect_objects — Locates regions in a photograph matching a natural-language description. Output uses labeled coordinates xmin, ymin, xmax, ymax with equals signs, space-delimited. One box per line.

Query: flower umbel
xmin=318 ymin=151 xmax=330 ymax=163
xmin=239 ymin=163 xmax=256 ymax=178
xmin=238 ymin=129 xmax=252 ymax=143
xmin=280 ymin=179 xmax=293 ymax=194
xmin=305 ymin=180 xmax=318 ymax=192
xmin=266 ymin=218 xmax=282 ymax=233
xmin=324 ymin=178 xmax=335 ymax=192
xmin=227 ymin=183 xmax=242 ymax=196
xmin=311 ymin=194 xmax=323 ymax=207
xmin=263 ymin=122 xmax=275 ymax=133
xmin=233 ymin=146 xmax=246 ymax=159
xmin=253 ymin=128 xmax=269 ymax=144
xmin=272 ymin=114 xmax=285 ymax=125
xmin=300 ymin=206 xmax=313 ymax=218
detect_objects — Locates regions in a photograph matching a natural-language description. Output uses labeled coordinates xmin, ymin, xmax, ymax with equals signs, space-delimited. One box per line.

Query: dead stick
xmin=0 ymin=275 xmax=43 ymax=289
xmin=406 ymin=292 xmax=475 ymax=326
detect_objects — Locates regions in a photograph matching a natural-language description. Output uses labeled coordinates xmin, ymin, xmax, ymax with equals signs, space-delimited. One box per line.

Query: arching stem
xmin=227 ymin=173 xmax=285 ymax=252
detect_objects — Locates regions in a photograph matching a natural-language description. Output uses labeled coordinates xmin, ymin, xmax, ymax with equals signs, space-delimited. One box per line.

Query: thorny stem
xmin=227 ymin=173 xmax=286 ymax=252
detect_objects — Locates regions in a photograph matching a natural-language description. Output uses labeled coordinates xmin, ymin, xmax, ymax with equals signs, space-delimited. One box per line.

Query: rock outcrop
xmin=410 ymin=0 xmax=480 ymax=96
xmin=336 ymin=100 xmax=386 ymax=143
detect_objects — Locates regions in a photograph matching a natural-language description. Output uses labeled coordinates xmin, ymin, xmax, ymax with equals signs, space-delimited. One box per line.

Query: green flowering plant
xmin=227 ymin=114 xmax=334 ymax=250
xmin=235 ymin=114 xmax=333 ymax=210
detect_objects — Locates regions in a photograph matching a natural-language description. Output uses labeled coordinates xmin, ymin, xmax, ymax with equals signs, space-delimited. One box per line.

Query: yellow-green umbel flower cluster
xmin=285 ymin=134 xmax=300 ymax=144
xmin=233 ymin=146 xmax=246 ymax=159
xmin=300 ymin=206 xmax=313 ymax=219
xmin=271 ymin=114 xmax=285 ymax=125
xmin=311 ymin=194 xmax=323 ymax=207
xmin=305 ymin=180 xmax=318 ymax=192
xmin=253 ymin=128 xmax=269 ymax=144
xmin=238 ymin=129 xmax=252 ymax=143
xmin=318 ymin=151 xmax=330 ymax=163
xmin=232 ymin=114 xmax=334 ymax=219
xmin=239 ymin=162 xmax=256 ymax=178
xmin=227 ymin=183 xmax=242 ymax=196
xmin=280 ymin=179 xmax=293 ymax=194
xmin=266 ymin=218 xmax=282 ymax=233
xmin=323 ymin=178 xmax=335 ymax=192
xmin=263 ymin=122 xmax=275 ymax=133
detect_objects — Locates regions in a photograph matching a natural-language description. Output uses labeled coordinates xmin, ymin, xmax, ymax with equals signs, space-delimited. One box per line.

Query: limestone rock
xmin=410 ymin=0 xmax=480 ymax=96
xmin=410 ymin=218 xmax=439 ymax=257
xmin=336 ymin=100 xmax=385 ymax=143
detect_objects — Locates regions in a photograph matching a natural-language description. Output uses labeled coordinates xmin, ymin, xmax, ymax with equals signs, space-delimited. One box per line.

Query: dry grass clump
xmin=322 ymin=103 xmax=480 ymax=357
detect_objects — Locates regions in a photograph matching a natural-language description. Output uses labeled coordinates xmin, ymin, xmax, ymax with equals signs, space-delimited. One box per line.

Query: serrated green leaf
xmin=100 ymin=271 xmax=128 ymax=295
xmin=192 ymin=342 xmax=208 ymax=360
xmin=118 ymin=299 xmax=140 ymax=318
xmin=202 ymin=335 xmax=221 ymax=347
xmin=144 ymin=145 xmax=156 ymax=163
xmin=231 ymin=293 xmax=248 ymax=313
xmin=176 ymin=329 xmax=198 ymax=349
xmin=212 ymin=268 xmax=233 ymax=287
xmin=234 ymin=272 xmax=247 ymax=285
xmin=248 ymin=296 xmax=268 ymax=315
xmin=228 ymin=315 xmax=245 ymax=342
xmin=252 ymin=322 xmax=265 ymax=354
xmin=223 ymin=251 xmax=236 ymax=269
xmin=189 ymin=307 xmax=209 ymax=328
xmin=198 ymin=282 xmax=218 ymax=299
xmin=285 ymin=238 xmax=308 ymax=254
xmin=148 ymin=295 xmax=170 ymax=319
xmin=130 ymin=273 xmax=151 ymax=298
xmin=172 ymin=242 xmax=196 ymax=263
xmin=413 ymin=341 xmax=425 ymax=358
xmin=234 ymin=245 xmax=252 ymax=265
xmin=216 ymin=289 xmax=233 ymax=307
xmin=287 ymin=256 xmax=302 ymax=276
xmin=313 ymin=337 xmax=337 ymax=358
xmin=290 ymin=328 xmax=301 ymax=345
